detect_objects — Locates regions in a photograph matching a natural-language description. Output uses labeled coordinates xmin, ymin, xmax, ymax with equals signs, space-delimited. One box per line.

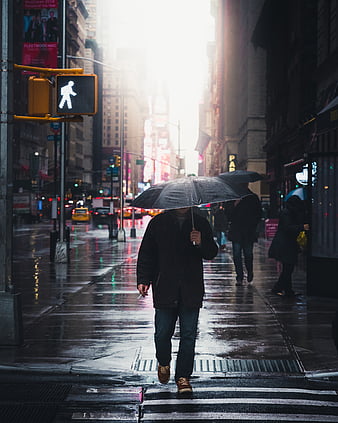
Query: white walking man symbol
xmin=58 ymin=80 xmax=77 ymax=109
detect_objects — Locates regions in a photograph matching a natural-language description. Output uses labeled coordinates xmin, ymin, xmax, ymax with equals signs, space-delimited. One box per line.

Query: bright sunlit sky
xmin=97 ymin=0 xmax=214 ymax=175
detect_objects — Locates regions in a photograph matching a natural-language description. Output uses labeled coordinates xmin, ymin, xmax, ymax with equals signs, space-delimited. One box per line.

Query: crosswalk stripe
xmin=142 ymin=413 xmax=338 ymax=421
xmin=142 ymin=384 xmax=338 ymax=422
xmin=144 ymin=397 xmax=338 ymax=407
xmin=145 ymin=386 xmax=337 ymax=395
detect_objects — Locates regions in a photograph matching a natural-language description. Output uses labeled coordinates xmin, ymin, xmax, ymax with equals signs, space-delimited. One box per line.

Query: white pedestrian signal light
xmin=56 ymin=74 xmax=98 ymax=115
xmin=58 ymin=80 xmax=77 ymax=110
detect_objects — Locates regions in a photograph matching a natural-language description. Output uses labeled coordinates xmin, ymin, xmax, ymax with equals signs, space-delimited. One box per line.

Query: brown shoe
xmin=157 ymin=365 xmax=170 ymax=384
xmin=176 ymin=377 xmax=192 ymax=393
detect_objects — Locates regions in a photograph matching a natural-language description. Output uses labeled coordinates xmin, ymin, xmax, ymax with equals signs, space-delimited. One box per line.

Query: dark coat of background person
xmin=268 ymin=196 xmax=306 ymax=264
xmin=227 ymin=193 xmax=262 ymax=243
xmin=212 ymin=205 xmax=228 ymax=233
xmin=137 ymin=210 xmax=218 ymax=309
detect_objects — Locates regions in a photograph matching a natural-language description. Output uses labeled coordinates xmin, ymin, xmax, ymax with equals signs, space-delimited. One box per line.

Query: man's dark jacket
xmin=137 ymin=210 xmax=218 ymax=309
xmin=227 ymin=193 xmax=262 ymax=243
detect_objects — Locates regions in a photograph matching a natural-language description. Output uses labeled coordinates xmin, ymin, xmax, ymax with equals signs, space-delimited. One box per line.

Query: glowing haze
xmin=97 ymin=0 xmax=214 ymax=175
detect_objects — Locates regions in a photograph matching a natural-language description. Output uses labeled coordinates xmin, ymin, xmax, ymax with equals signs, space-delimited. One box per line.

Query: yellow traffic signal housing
xmin=28 ymin=77 xmax=51 ymax=116
xmin=115 ymin=155 xmax=121 ymax=167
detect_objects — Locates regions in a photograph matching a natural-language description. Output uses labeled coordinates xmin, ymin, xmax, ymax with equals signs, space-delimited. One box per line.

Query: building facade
xmin=198 ymin=0 xmax=267 ymax=200
xmin=253 ymin=0 xmax=338 ymax=297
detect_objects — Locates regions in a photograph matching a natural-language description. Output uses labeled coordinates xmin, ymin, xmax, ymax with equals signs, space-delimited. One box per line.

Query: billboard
xmin=22 ymin=0 xmax=59 ymax=68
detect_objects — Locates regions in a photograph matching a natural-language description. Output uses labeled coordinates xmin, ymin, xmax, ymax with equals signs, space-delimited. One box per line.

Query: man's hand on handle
xmin=190 ymin=229 xmax=201 ymax=246
xmin=138 ymin=284 xmax=150 ymax=297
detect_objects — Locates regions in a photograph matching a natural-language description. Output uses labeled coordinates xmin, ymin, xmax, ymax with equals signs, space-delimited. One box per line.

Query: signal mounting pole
xmin=0 ymin=0 xmax=23 ymax=345
xmin=117 ymin=74 xmax=126 ymax=242
xmin=55 ymin=0 xmax=68 ymax=262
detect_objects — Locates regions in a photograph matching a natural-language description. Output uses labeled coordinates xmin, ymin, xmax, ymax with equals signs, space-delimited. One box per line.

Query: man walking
xmin=227 ymin=191 xmax=262 ymax=285
xmin=137 ymin=207 xmax=218 ymax=393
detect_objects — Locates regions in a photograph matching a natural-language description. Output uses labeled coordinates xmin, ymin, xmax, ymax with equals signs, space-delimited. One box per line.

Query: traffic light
xmin=55 ymin=74 xmax=98 ymax=115
xmin=28 ymin=77 xmax=51 ymax=116
xmin=114 ymin=155 xmax=121 ymax=167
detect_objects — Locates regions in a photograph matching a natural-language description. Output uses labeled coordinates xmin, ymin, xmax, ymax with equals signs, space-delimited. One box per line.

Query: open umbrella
xmin=131 ymin=175 xmax=249 ymax=210
xmin=218 ymin=170 xmax=264 ymax=184
xmin=285 ymin=187 xmax=307 ymax=201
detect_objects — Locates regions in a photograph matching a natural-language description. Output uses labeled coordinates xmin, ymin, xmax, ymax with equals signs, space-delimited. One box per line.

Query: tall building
xmin=253 ymin=0 xmax=338 ymax=297
xmin=252 ymin=0 xmax=318 ymax=215
xmin=198 ymin=0 xmax=267 ymax=200
xmin=100 ymin=49 xmax=148 ymax=198
xmin=65 ymin=0 xmax=92 ymax=200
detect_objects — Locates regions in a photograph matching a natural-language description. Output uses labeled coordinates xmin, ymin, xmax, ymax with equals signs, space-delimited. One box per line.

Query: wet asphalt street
xmin=1 ymin=216 xmax=338 ymax=421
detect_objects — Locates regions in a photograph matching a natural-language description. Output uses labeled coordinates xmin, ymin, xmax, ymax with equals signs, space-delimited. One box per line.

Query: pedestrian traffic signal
xmin=115 ymin=155 xmax=121 ymax=167
xmin=55 ymin=74 xmax=98 ymax=115
xmin=28 ymin=77 xmax=52 ymax=116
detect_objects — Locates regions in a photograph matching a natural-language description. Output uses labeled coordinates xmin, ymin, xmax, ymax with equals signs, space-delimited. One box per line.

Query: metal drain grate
xmin=134 ymin=358 xmax=301 ymax=374
xmin=0 ymin=405 xmax=58 ymax=423
xmin=0 ymin=383 xmax=72 ymax=423
xmin=0 ymin=383 xmax=71 ymax=402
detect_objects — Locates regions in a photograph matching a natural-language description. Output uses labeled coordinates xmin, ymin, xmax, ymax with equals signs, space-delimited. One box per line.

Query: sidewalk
xmin=1 ymin=219 xmax=338 ymax=383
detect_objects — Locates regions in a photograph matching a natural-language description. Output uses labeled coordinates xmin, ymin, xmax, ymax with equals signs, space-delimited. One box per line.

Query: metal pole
xmin=0 ymin=0 xmax=12 ymax=293
xmin=0 ymin=0 xmax=23 ymax=345
xmin=130 ymin=206 xmax=136 ymax=237
xmin=117 ymin=72 xmax=125 ymax=241
xmin=53 ymin=133 xmax=58 ymax=230
xmin=55 ymin=0 xmax=68 ymax=262
xmin=177 ymin=119 xmax=181 ymax=173
xmin=109 ymin=168 xmax=114 ymax=239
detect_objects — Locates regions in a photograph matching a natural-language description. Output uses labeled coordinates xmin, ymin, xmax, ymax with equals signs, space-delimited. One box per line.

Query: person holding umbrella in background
xmin=226 ymin=188 xmax=262 ymax=285
xmin=137 ymin=206 xmax=218 ymax=394
xmin=268 ymin=195 xmax=309 ymax=297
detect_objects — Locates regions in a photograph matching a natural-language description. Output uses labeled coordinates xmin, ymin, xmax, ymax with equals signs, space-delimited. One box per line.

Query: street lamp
xmin=167 ymin=119 xmax=182 ymax=175
xmin=66 ymin=55 xmax=126 ymax=242
xmin=117 ymin=72 xmax=126 ymax=242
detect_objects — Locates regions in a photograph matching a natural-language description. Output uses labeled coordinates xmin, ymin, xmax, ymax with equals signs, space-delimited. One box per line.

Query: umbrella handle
xmin=190 ymin=208 xmax=197 ymax=245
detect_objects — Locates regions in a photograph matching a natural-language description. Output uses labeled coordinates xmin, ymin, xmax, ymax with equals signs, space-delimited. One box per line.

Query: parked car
xmin=71 ymin=207 xmax=91 ymax=224
xmin=91 ymin=207 xmax=118 ymax=228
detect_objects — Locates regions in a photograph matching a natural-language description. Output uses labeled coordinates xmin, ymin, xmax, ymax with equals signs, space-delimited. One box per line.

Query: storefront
xmin=307 ymin=97 xmax=338 ymax=297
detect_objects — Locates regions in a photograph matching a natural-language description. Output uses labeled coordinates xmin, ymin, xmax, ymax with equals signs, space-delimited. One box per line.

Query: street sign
xmin=50 ymin=122 xmax=61 ymax=133
xmin=136 ymin=159 xmax=145 ymax=165
xmin=55 ymin=74 xmax=98 ymax=115
xmin=106 ymin=167 xmax=119 ymax=176
xmin=47 ymin=135 xmax=61 ymax=141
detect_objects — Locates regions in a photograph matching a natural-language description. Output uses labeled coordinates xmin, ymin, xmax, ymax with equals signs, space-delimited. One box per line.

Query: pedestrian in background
xmin=212 ymin=203 xmax=228 ymax=251
xmin=227 ymin=190 xmax=262 ymax=285
xmin=137 ymin=207 xmax=218 ymax=394
xmin=268 ymin=195 xmax=309 ymax=297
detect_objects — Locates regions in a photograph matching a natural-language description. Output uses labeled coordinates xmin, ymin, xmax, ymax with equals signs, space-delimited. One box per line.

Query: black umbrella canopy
xmin=132 ymin=175 xmax=249 ymax=210
xmin=218 ymin=170 xmax=265 ymax=184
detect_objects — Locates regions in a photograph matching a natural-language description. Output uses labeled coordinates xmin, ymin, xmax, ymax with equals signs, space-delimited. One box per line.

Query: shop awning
xmin=316 ymin=95 xmax=338 ymax=132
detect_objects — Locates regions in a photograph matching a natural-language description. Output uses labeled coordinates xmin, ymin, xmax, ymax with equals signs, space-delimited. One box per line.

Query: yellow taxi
xmin=148 ymin=209 xmax=162 ymax=217
xmin=71 ymin=207 xmax=91 ymax=224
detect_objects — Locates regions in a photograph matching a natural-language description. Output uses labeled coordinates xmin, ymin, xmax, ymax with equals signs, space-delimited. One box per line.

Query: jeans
xmin=154 ymin=306 xmax=199 ymax=381
xmin=232 ymin=240 xmax=254 ymax=281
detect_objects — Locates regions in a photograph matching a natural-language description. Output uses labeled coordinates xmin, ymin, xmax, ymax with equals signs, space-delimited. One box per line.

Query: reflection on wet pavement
xmin=1 ymin=217 xmax=337 ymax=379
